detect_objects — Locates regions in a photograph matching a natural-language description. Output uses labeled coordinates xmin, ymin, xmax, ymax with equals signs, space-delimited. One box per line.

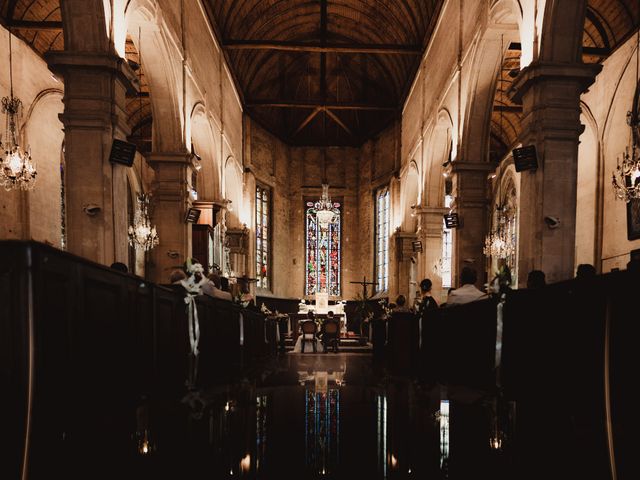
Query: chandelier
xmin=484 ymin=206 xmax=516 ymax=260
xmin=612 ymin=121 xmax=640 ymax=202
xmin=0 ymin=32 xmax=36 ymax=191
xmin=613 ymin=28 xmax=640 ymax=202
xmin=128 ymin=193 xmax=159 ymax=251
xmin=315 ymin=183 xmax=340 ymax=227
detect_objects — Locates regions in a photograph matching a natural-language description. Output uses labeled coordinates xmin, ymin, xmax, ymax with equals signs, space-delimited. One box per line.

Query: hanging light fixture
xmin=315 ymin=183 xmax=340 ymax=227
xmin=483 ymin=206 xmax=516 ymax=259
xmin=612 ymin=27 xmax=640 ymax=202
xmin=128 ymin=193 xmax=159 ymax=251
xmin=0 ymin=31 xmax=36 ymax=191
xmin=128 ymin=28 xmax=159 ymax=252
xmin=484 ymin=35 xmax=516 ymax=261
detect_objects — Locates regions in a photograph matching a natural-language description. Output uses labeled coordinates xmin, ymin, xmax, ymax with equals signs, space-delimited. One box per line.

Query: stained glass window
xmin=375 ymin=188 xmax=390 ymax=292
xmin=256 ymin=185 xmax=271 ymax=290
xmin=305 ymin=201 xmax=341 ymax=296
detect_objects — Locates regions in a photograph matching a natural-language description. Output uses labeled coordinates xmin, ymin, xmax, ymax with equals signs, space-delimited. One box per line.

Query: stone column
xmin=394 ymin=231 xmax=418 ymax=302
xmin=511 ymin=62 xmax=601 ymax=285
xmin=417 ymin=206 xmax=449 ymax=300
xmin=147 ymin=152 xmax=194 ymax=283
xmin=451 ymin=162 xmax=494 ymax=288
xmin=47 ymin=52 xmax=137 ymax=265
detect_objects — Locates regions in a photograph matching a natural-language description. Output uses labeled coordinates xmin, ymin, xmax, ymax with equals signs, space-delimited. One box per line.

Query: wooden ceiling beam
xmin=9 ymin=20 xmax=63 ymax=31
xmin=223 ymin=40 xmax=422 ymax=55
xmin=325 ymin=109 xmax=353 ymax=136
xmin=293 ymin=107 xmax=323 ymax=137
xmin=493 ymin=105 xmax=522 ymax=113
xmin=247 ymin=100 xmax=397 ymax=111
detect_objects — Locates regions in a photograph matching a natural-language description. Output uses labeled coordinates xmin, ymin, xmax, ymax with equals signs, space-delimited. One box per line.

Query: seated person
xmin=393 ymin=295 xmax=411 ymax=313
xmin=293 ymin=312 xmax=319 ymax=353
xmin=446 ymin=267 xmax=488 ymax=307
xmin=320 ymin=311 xmax=340 ymax=353
xmin=202 ymin=272 xmax=233 ymax=301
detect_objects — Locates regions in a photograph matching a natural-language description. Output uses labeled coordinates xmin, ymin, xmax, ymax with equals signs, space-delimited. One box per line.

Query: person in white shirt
xmin=446 ymin=267 xmax=488 ymax=307
xmin=202 ymin=272 xmax=233 ymax=301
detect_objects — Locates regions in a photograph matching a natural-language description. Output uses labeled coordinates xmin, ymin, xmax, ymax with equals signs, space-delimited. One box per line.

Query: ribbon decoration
xmin=184 ymin=294 xmax=200 ymax=356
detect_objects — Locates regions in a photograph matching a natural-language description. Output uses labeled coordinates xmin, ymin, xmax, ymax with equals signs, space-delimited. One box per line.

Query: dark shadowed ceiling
xmin=1 ymin=0 xmax=639 ymax=151
xmin=205 ymin=0 xmax=444 ymax=146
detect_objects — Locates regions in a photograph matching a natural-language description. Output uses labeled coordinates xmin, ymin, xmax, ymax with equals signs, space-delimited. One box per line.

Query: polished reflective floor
xmin=126 ymin=353 xmax=518 ymax=479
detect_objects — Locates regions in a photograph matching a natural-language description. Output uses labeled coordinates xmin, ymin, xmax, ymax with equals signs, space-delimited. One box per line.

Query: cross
xmin=350 ymin=276 xmax=376 ymax=299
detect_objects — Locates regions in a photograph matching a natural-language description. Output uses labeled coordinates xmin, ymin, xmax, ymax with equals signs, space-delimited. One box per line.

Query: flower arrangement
xmin=234 ymin=292 xmax=253 ymax=308
xmin=260 ymin=303 xmax=273 ymax=315
xmin=180 ymin=258 xmax=208 ymax=295
xmin=378 ymin=298 xmax=392 ymax=319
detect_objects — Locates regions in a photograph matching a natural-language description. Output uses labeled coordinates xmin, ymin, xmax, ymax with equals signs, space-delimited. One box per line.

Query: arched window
xmin=375 ymin=187 xmax=390 ymax=292
xmin=256 ymin=185 xmax=271 ymax=289
xmin=441 ymin=194 xmax=454 ymax=289
xmin=60 ymin=145 xmax=67 ymax=250
xmin=305 ymin=201 xmax=341 ymax=296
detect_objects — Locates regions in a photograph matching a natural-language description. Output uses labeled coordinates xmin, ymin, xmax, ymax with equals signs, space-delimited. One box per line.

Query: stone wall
xmin=578 ymin=34 xmax=640 ymax=272
xmin=0 ymin=26 xmax=64 ymax=247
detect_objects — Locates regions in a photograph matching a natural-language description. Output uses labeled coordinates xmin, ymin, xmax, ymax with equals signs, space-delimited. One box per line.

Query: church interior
xmin=1 ymin=0 xmax=638 ymax=478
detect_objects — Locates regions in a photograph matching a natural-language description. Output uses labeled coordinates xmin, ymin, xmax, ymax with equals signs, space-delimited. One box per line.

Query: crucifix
xmin=350 ymin=276 xmax=376 ymax=299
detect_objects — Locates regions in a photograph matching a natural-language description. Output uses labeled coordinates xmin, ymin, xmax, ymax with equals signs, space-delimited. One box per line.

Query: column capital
xmin=147 ymin=152 xmax=192 ymax=165
xmin=451 ymin=161 xmax=497 ymax=174
xmin=46 ymin=50 xmax=139 ymax=95
xmin=510 ymin=61 xmax=602 ymax=103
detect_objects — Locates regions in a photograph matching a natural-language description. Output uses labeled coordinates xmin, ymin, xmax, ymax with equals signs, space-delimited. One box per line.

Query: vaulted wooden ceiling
xmin=490 ymin=0 xmax=640 ymax=161
xmin=1 ymin=0 xmax=639 ymax=151
xmin=205 ymin=0 xmax=444 ymax=146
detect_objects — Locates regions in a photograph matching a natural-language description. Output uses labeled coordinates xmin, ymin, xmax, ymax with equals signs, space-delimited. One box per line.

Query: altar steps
xmin=283 ymin=334 xmax=372 ymax=353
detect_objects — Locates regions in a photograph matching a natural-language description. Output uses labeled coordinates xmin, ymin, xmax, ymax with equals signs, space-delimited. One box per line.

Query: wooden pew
xmin=0 ymin=241 xmax=274 ymax=479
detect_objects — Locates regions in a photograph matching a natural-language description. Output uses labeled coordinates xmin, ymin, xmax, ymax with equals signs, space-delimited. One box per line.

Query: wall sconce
xmin=223 ymin=198 xmax=233 ymax=212
xmin=82 ymin=204 xmax=101 ymax=216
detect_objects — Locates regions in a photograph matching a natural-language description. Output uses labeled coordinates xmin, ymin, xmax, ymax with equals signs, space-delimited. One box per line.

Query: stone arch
xmin=191 ymin=103 xmax=221 ymax=201
xmin=462 ymin=1 xmax=520 ymax=164
xmin=60 ymin=0 xmax=110 ymax=53
xmin=539 ymin=0 xmax=587 ymax=64
xmin=401 ymin=160 xmax=420 ymax=232
xmin=124 ymin=0 xmax=184 ymax=152
xmin=576 ymin=102 xmax=600 ymax=269
xmin=424 ymin=109 xmax=453 ymax=207
xmin=224 ymin=155 xmax=244 ymax=228
xmin=22 ymin=89 xmax=65 ymax=248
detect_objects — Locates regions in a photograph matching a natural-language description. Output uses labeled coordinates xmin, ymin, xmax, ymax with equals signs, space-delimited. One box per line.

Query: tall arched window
xmin=305 ymin=201 xmax=341 ymax=296
xmin=256 ymin=185 xmax=271 ymax=290
xmin=375 ymin=187 xmax=390 ymax=292
xmin=60 ymin=145 xmax=67 ymax=250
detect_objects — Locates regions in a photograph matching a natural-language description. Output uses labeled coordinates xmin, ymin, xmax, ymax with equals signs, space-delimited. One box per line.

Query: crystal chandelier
xmin=0 ymin=32 xmax=36 ymax=191
xmin=484 ymin=207 xmax=516 ymax=259
xmin=611 ymin=122 xmax=640 ymax=202
xmin=128 ymin=193 xmax=159 ymax=251
xmin=315 ymin=183 xmax=340 ymax=227
xmin=613 ymin=28 xmax=640 ymax=202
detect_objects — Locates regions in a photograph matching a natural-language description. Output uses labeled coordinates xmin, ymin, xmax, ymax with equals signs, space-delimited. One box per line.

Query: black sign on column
xmin=109 ymin=139 xmax=137 ymax=167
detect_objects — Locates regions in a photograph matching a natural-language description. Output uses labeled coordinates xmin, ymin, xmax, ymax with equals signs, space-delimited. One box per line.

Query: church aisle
xmin=121 ymin=353 xmax=517 ymax=480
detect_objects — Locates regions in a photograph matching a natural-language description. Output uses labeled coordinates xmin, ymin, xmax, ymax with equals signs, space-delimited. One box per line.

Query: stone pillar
xmin=394 ymin=231 xmax=418 ymax=303
xmin=147 ymin=153 xmax=194 ymax=283
xmin=511 ymin=62 xmax=601 ymax=285
xmin=417 ymin=206 xmax=449 ymax=300
xmin=47 ymin=52 xmax=137 ymax=264
xmin=451 ymin=162 xmax=494 ymax=288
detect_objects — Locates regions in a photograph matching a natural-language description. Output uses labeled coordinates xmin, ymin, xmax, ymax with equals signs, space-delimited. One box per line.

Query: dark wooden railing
xmin=379 ymin=269 xmax=637 ymax=480
xmin=0 ymin=241 xmax=276 ymax=479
